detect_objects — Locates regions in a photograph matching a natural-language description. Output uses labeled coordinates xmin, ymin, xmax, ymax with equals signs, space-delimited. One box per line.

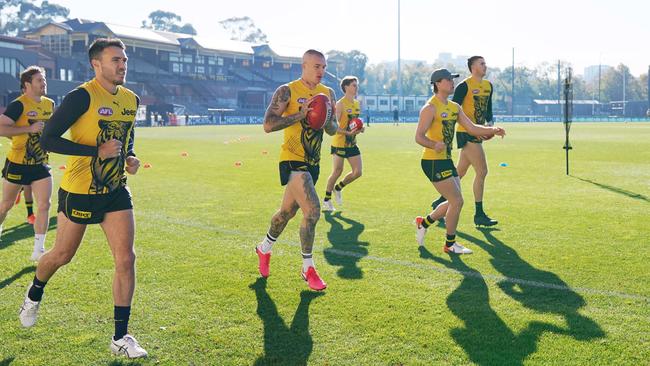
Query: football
xmin=349 ymin=118 xmax=364 ymax=132
xmin=306 ymin=93 xmax=332 ymax=130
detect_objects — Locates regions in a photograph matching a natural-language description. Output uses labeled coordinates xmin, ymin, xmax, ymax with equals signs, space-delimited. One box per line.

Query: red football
xmin=306 ymin=93 xmax=332 ymax=130
xmin=349 ymin=118 xmax=363 ymax=131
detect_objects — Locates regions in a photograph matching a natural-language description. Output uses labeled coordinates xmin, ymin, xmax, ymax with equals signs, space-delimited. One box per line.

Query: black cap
xmin=430 ymin=68 xmax=460 ymax=84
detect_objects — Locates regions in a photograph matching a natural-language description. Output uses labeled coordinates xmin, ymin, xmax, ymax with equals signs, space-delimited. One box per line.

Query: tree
xmin=326 ymin=50 xmax=368 ymax=83
xmin=601 ymin=64 xmax=642 ymax=102
xmin=219 ymin=16 xmax=267 ymax=43
xmin=0 ymin=0 xmax=69 ymax=36
xmin=142 ymin=10 xmax=197 ymax=35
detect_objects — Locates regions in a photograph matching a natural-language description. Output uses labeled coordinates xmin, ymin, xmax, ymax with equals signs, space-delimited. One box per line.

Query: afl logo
xmin=347 ymin=109 xmax=352 ymax=113
xmin=441 ymin=112 xmax=448 ymax=118
xmin=27 ymin=111 xmax=38 ymax=117
xmin=98 ymin=107 xmax=113 ymax=116
xmin=472 ymin=89 xmax=480 ymax=94
xmin=297 ymin=97 xmax=307 ymax=104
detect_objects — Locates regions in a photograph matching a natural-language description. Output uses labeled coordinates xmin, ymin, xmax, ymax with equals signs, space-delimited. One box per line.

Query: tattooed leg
xmin=286 ymin=172 xmax=321 ymax=254
xmin=268 ymin=188 xmax=300 ymax=238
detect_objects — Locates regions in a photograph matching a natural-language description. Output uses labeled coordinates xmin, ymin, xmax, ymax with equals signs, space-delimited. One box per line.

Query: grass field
xmin=1 ymin=122 xmax=649 ymax=365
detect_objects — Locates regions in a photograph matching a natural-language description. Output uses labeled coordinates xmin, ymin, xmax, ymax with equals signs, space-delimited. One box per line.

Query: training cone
xmin=143 ymin=163 xmax=152 ymax=168
xmin=234 ymin=161 xmax=242 ymax=167
xmin=59 ymin=165 xmax=66 ymax=170
xmin=181 ymin=152 xmax=189 ymax=157
xmin=262 ymin=150 xmax=268 ymax=155
xmin=499 ymin=162 xmax=508 ymax=167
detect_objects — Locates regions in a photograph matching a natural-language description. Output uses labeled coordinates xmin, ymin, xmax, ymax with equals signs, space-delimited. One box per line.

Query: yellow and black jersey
xmin=453 ymin=77 xmax=493 ymax=132
xmin=2 ymin=94 xmax=54 ymax=164
xmin=41 ymin=78 xmax=139 ymax=195
xmin=421 ymin=96 xmax=460 ymax=160
xmin=332 ymin=97 xmax=361 ymax=148
xmin=279 ymin=79 xmax=331 ymax=166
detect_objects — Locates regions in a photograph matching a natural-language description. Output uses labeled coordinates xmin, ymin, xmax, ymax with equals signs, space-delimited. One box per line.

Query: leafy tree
xmin=219 ymin=16 xmax=267 ymax=43
xmin=142 ymin=10 xmax=197 ymax=35
xmin=0 ymin=0 xmax=69 ymax=36
xmin=326 ymin=50 xmax=368 ymax=83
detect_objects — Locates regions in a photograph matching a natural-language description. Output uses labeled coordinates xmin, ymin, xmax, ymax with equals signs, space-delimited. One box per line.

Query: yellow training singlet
xmin=421 ymin=96 xmax=460 ymax=160
xmin=456 ymin=77 xmax=492 ymax=132
xmin=7 ymin=94 xmax=54 ymax=165
xmin=61 ymin=79 xmax=138 ymax=194
xmin=331 ymin=97 xmax=361 ymax=148
xmin=279 ymin=79 xmax=331 ymax=165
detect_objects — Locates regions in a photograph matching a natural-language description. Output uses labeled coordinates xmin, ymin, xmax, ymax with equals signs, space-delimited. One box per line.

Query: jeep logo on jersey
xmin=27 ymin=111 xmax=38 ymax=117
xmin=441 ymin=112 xmax=448 ymax=118
xmin=98 ymin=107 xmax=113 ymax=116
xmin=297 ymin=97 xmax=307 ymax=104
xmin=122 ymin=108 xmax=136 ymax=116
xmin=472 ymin=89 xmax=480 ymax=94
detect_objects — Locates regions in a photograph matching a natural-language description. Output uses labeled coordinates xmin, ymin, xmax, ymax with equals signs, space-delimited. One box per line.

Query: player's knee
xmin=305 ymin=207 xmax=320 ymax=225
xmin=52 ymin=249 xmax=76 ymax=266
xmin=447 ymin=195 xmax=464 ymax=209
xmin=115 ymin=251 xmax=136 ymax=272
xmin=352 ymin=168 xmax=362 ymax=179
xmin=38 ymin=200 xmax=51 ymax=212
xmin=0 ymin=201 xmax=13 ymax=215
xmin=476 ymin=167 xmax=488 ymax=179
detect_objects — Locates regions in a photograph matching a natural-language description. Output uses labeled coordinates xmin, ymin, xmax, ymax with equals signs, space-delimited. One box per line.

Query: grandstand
xmin=0 ymin=19 xmax=343 ymax=124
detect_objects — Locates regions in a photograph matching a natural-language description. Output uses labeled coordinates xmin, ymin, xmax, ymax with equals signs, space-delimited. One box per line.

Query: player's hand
xmin=433 ymin=141 xmax=446 ymax=152
xmin=28 ymin=121 xmax=45 ymax=133
xmin=125 ymin=156 xmax=140 ymax=175
xmin=297 ymin=97 xmax=314 ymax=121
xmin=98 ymin=139 xmax=122 ymax=159
xmin=493 ymin=126 xmax=506 ymax=137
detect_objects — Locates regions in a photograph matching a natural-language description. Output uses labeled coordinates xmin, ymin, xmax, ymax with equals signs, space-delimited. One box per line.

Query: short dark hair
xmin=20 ymin=66 xmax=45 ymax=90
xmin=88 ymin=38 xmax=125 ymax=64
xmin=303 ymin=49 xmax=325 ymax=59
xmin=467 ymin=56 xmax=484 ymax=72
xmin=340 ymin=75 xmax=358 ymax=93
xmin=433 ymin=83 xmax=439 ymax=93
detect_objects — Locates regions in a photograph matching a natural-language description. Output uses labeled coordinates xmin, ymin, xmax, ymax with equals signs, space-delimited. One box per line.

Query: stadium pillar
xmin=511 ymin=48 xmax=515 ymax=117
xmin=397 ymin=0 xmax=402 ymax=116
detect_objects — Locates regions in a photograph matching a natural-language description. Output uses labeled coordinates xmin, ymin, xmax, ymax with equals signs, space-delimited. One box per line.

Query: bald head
xmin=301 ymin=49 xmax=327 ymax=87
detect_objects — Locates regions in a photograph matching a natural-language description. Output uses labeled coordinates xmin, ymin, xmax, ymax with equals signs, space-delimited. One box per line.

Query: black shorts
xmin=421 ymin=159 xmax=458 ymax=182
xmin=456 ymin=131 xmax=482 ymax=149
xmin=57 ymin=186 xmax=133 ymax=224
xmin=2 ymin=159 xmax=51 ymax=185
xmin=279 ymin=161 xmax=320 ymax=186
xmin=330 ymin=146 xmax=361 ymax=158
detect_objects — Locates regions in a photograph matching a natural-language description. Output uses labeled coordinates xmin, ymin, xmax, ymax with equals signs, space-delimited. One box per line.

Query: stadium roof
xmin=191 ymin=36 xmax=254 ymax=55
xmin=533 ymin=99 xmax=600 ymax=105
xmin=104 ymin=23 xmax=180 ymax=46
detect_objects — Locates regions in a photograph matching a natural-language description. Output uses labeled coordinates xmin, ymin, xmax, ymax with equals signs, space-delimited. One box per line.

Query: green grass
xmin=1 ymin=122 xmax=648 ymax=365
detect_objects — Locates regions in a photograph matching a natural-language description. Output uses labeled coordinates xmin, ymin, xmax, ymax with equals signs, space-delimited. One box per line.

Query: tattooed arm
xmin=323 ymin=87 xmax=339 ymax=136
xmin=263 ymin=85 xmax=306 ymax=133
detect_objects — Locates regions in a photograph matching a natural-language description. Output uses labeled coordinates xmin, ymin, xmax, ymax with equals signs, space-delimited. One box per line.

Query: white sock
xmin=258 ymin=233 xmax=276 ymax=254
xmin=302 ymin=252 xmax=314 ymax=272
xmin=34 ymin=234 xmax=46 ymax=252
xmin=0 ymin=225 xmax=3 ymax=239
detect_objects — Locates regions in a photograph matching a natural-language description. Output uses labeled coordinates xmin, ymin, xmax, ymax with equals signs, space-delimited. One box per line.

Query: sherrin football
xmin=349 ymin=118 xmax=364 ymax=131
xmin=306 ymin=93 xmax=332 ymax=130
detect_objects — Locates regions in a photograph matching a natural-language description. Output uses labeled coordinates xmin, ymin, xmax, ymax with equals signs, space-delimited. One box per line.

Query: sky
xmin=55 ymin=0 xmax=650 ymax=76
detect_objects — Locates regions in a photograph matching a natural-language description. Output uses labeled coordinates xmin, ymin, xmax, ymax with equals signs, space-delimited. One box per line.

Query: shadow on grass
xmin=250 ymin=278 xmax=324 ymax=365
xmin=0 ymin=357 xmax=15 ymax=366
xmin=572 ymin=175 xmax=649 ymax=203
xmin=323 ymin=211 xmax=368 ymax=279
xmin=418 ymin=229 xmax=605 ymax=365
xmin=107 ymin=359 xmax=145 ymax=366
xmin=419 ymin=246 xmax=560 ymax=365
xmin=0 ymin=216 xmax=58 ymax=251
xmin=0 ymin=265 xmax=35 ymax=291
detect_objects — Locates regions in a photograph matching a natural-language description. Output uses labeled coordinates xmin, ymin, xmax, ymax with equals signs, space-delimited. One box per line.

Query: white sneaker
xmin=322 ymin=200 xmax=335 ymax=212
xmin=414 ymin=216 xmax=427 ymax=246
xmin=444 ymin=243 xmax=473 ymax=255
xmin=334 ymin=189 xmax=343 ymax=205
xmin=19 ymin=285 xmax=41 ymax=327
xmin=111 ymin=334 xmax=148 ymax=359
xmin=31 ymin=248 xmax=45 ymax=261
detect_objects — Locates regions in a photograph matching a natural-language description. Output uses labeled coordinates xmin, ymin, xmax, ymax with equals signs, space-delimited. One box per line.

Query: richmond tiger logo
xmin=442 ymin=118 xmax=456 ymax=159
xmin=90 ymin=120 xmax=133 ymax=194
xmin=25 ymin=119 xmax=48 ymax=164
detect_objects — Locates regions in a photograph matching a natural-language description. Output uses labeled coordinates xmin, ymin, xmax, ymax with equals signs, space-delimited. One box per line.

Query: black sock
xmin=26 ymin=201 xmax=34 ymax=216
xmin=114 ymin=306 xmax=131 ymax=341
xmin=324 ymin=191 xmax=332 ymax=201
xmin=421 ymin=214 xmax=435 ymax=229
xmin=334 ymin=181 xmax=346 ymax=191
xmin=432 ymin=196 xmax=446 ymax=208
xmin=445 ymin=234 xmax=456 ymax=247
xmin=28 ymin=275 xmax=47 ymax=302
xmin=475 ymin=201 xmax=485 ymax=216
